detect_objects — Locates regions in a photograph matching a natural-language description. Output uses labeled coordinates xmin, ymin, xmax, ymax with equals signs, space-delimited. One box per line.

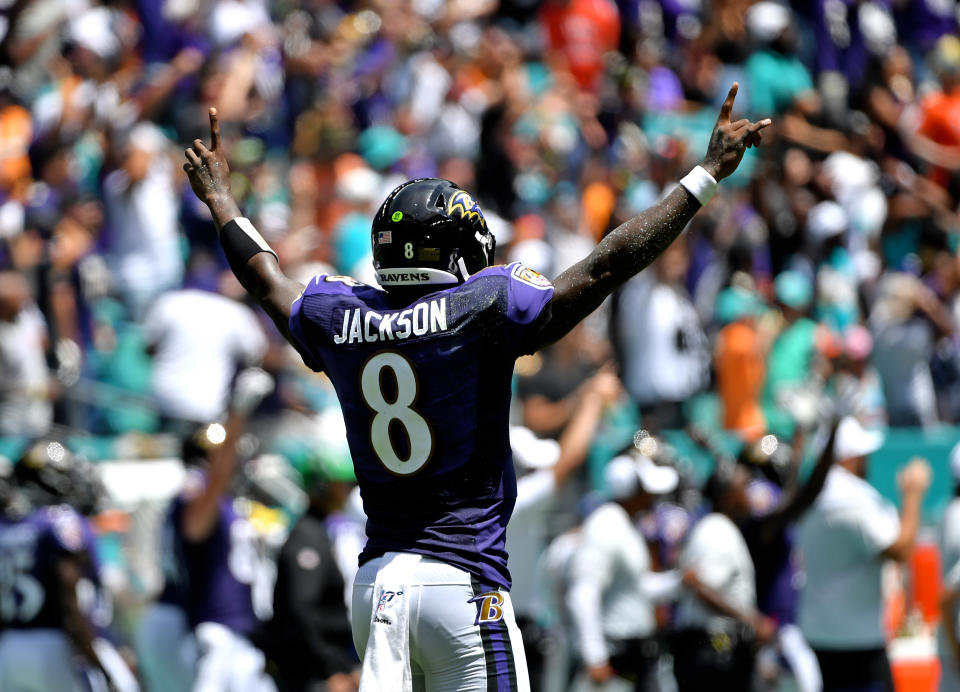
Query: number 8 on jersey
xmin=360 ymin=351 xmax=434 ymax=475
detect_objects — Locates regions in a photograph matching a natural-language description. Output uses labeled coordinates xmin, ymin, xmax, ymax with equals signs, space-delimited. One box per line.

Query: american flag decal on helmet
xmin=378 ymin=231 xmax=392 ymax=244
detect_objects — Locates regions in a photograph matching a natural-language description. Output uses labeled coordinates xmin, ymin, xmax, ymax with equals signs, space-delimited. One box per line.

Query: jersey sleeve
xmin=287 ymin=275 xmax=330 ymax=372
xmin=47 ymin=507 xmax=87 ymax=555
xmin=503 ymin=262 xmax=553 ymax=355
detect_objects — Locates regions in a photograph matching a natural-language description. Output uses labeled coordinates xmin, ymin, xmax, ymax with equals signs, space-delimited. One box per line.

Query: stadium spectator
xmin=869 ymin=272 xmax=953 ymax=428
xmin=101 ymin=123 xmax=184 ymax=317
xmin=0 ymin=271 xmax=52 ymax=436
xmin=831 ymin=325 xmax=887 ymax=428
xmin=798 ymin=416 xmax=932 ymax=692
xmin=568 ymin=451 xmax=680 ymax=689
xmin=762 ymin=270 xmax=822 ymax=439
xmin=714 ymin=285 xmax=767 ymax=441
xmin=142 ymin=283 xmax=267 ymax=427
xmin=615 ymin=240 xmax=709 ymax=431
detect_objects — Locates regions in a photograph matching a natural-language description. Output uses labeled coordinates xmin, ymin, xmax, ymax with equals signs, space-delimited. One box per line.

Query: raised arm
xmin=183 ymin=108 xmax=304 ymax=342
xmin=758 ymin=421 xmax=839 ymax=544
xmin=535 ymin=84 xmax=771 ymax=348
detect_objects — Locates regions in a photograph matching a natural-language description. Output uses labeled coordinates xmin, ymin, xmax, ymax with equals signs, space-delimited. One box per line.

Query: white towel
xmin=359 ymin=552 xmax=420 ymax=692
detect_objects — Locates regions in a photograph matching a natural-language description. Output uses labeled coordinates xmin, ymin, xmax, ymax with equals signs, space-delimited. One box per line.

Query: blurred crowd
xmin=2 ymin=0 xmax=960 ymax=690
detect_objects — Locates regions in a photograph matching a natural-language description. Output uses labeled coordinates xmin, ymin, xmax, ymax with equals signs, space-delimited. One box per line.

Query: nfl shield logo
xmin=378 ymin=231 xmax=392 ymax=244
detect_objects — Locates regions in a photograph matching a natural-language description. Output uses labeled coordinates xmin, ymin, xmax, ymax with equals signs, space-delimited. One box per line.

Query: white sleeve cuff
xmin=680 ymin=166 xmax=718 ymax=207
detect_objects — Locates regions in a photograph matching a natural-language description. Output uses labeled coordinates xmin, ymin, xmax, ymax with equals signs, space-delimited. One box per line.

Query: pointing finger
xmin=717 ymin=83 xmax=738 ymax=124
xmin=209 ymin=107 xmax=220 ymax=151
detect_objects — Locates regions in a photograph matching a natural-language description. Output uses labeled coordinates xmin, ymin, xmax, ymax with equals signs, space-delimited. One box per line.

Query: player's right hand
xmin=699 ymin=83 xmax=772 ymax=181
xmin=184 ymin=108 xmax=232 ymax=205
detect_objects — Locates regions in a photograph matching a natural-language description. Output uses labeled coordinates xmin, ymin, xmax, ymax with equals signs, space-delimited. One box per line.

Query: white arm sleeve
xmin=567 ymin=577 xmax=608 ymax=667
xmin=514 ymin=470 xmax=556 ymax=514
xmin=638 ymin=569 xmax=683 ymax=603
xmin=567 ymin=517 xmax=616 ymax=666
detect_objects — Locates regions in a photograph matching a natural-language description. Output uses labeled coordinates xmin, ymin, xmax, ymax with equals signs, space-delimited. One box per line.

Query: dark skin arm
xmin=535 ymin=84 xmax=771 ymax=349
xmin=682 ymin=569 xmax=776 ymax=645
xmin=59 ymin=555 xmax=106 ymax=675
xmin=183 ymin=109 xmax=304 ymax=342
xmin=756 ymin=421 xmax=838 ymax=545
xmin=181 ymin=411 xmax=244 ymax=542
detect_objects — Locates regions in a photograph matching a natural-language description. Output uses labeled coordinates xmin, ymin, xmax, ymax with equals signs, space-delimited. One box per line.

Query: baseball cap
xmin=806 ymin=201 xmax=848 ymax=244
xmin=510 ymin=426 xmax=561 ymax=470
xmin=715 ymin=287 xmax=763 ymax=325
xmin=833 ymin=416 xmax=884 ymax=461
xmin=746 ymin=2 xmax=791 ymax=43
xmin=604 ymin=454 xmax=679 ymax=500
xmin=774 ymin=270 xmax=812 ymax=310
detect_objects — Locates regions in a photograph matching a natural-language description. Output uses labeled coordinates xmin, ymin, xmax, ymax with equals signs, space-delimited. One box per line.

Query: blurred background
xmin=2 ymin=0 xmax=960 ymax=690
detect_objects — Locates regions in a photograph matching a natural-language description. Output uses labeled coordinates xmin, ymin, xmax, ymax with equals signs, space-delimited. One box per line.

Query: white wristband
xmin=680 ymin=165 xmax=718 ymax=207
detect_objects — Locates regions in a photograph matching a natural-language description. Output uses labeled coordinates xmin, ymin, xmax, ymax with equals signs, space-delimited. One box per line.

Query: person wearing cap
xmin=908 ymin=35 xmax=960 ymax=190
xmin=937 ymin=440 xmax=960 ymax=691
xmin=507 ymin=369 xmax=621 ymax=692
xmin=831 ymin=325 xmax=887 ymax=430
xmin=567 ymin=450 xmax=681 ymax=688
xmin=714 ymin=285 xmax=767 ymax=442
xmin=743 ymin=2 xmax=815 ymax=118
xmin=762 ymin=270 xmax=823 ymax=440
xmin=260 ymin=448 xmax=360 ymax=692
xmin=798 ymin=416 xmax=931 ymax=691
xmin=673 ymin=462 xmax=775 ymax=691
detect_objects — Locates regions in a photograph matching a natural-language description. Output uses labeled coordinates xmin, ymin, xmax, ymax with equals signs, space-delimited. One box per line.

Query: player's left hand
xmin=700 ymin=83 xmax=773 ymax=181
xmin=184 ymin=108 xmax=232 ymax=206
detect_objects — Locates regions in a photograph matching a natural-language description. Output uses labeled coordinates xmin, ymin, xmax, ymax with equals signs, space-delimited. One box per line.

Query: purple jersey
xmin=164 ymin=476 xmax=260 ymax=634
xmin=0 ymin=506 xmax=87 ymax=630
xmin=288 ymin=262 xmax=554 ymax=589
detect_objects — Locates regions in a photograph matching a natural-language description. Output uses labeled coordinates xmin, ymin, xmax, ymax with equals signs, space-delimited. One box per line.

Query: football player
xmin=0 ymin=442 xmax=109 ymax=691
xmin=183 ymin=83 xmax=770 ymax=691
xmin=155 ymin=371 xmax=277 ymax=692
xmin=137 ymin=368 xmax=274 ymax=692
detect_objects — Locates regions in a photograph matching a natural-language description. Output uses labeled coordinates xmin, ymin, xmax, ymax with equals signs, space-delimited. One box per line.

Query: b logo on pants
xmin=469 ymin=591 xmax=504 ymax=625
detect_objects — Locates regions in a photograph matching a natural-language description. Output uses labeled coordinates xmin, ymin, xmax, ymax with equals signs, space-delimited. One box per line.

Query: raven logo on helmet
xmin=447 ymin=190 xmax=487 ymax=229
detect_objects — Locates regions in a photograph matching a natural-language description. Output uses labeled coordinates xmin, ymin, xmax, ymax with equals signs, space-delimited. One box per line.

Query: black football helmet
xmin=14 ymin=441 xmax=78 ymax=508
xmin=371 ymin=178 xmax=495 ymax=288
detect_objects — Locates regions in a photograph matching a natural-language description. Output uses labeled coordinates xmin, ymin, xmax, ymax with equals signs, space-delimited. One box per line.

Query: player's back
xmin=289 ymin=262 xmax=553 ymax=588
xmin=165 ymin=484 xmax=261 ymax=634
xmin=0 ymin=505 xmax=86 ymax=630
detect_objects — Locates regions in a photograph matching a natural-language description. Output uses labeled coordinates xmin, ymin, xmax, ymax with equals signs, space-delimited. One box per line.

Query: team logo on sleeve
xmin=511 ymin=263 xmax=552 ymax=290
xmin=447 ymin=190 xmax=487 ymax=229
xmin=469 ymin=591 xmax=505 ymax=625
